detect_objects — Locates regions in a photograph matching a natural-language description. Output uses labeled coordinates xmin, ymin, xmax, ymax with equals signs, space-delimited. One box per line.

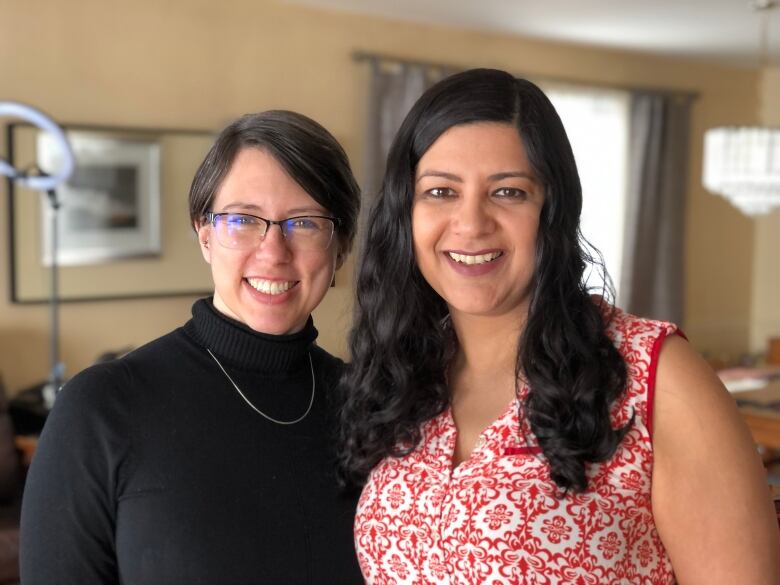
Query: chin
xmin=230 ymin=290 xmax=309 ymax=335
xmin=445 ymin=294 xmax=499 ymax=314
xmin=448 ymin=298 xmax=522 ymax=320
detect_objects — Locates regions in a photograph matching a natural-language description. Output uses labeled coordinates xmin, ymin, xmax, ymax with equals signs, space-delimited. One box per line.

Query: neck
xmin=449 ymin=310 xmax=526 ymax=389
xmin=186 ymin=298 xmax=317 ymax=372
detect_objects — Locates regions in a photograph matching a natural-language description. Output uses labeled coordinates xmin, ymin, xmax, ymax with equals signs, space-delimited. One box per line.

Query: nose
xmin=451 ymin=190 xmax=496 ymax=237
xmin=254 ymin=223 xmax=292 ymax=262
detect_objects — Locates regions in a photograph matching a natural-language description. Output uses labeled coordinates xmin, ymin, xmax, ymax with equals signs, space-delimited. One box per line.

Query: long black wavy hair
xmin=339 ymin=68 xmax=629 ymax=493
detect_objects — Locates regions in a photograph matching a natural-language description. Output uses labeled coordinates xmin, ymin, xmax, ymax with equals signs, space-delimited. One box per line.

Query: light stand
xmin=42 ymin=187 xmax=63 ymax=408
xmin=1 ymin=101 xmax=74 ymax=408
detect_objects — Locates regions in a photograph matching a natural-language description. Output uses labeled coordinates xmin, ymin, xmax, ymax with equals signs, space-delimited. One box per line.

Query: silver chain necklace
xmin=207 ymin=349 xmax=315 ymax=425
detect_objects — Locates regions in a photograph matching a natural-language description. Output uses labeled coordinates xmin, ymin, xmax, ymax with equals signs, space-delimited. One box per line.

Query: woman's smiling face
xmin=412 ymin=122 xmax=545 ymax=323
xmin=197 ymin=147 xmax=338 ymax=335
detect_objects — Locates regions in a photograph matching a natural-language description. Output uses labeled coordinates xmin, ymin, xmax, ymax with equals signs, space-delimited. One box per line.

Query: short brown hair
xmin=188 ymin=110 xmax=360 ymax=255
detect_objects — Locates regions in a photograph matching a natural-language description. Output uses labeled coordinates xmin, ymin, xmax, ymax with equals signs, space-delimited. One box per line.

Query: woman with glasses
xmin=340 ymin=69 xmax=779 ymax=584
xmin=21 ymin=111 xmax=363 ymax=584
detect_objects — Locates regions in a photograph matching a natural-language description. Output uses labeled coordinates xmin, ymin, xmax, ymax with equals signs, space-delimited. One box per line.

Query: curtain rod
xmin=352 ymin=50 xmax=457 ymax=73
xmin=352 ymin=50 xmax=700 ymax=101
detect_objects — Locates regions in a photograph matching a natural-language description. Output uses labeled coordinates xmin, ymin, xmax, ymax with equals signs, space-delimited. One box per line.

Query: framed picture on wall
xmin=37 ymin=131 xmax=161 ymax=266
xmin=6 ymin=123 xmax=216 ymax=303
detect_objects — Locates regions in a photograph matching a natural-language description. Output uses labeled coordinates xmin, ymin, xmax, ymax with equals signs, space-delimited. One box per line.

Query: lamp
xmin=702 ymin=0 xmax=780 ymax=216
xmin=0 ymin=101 xmax=75 ymax=408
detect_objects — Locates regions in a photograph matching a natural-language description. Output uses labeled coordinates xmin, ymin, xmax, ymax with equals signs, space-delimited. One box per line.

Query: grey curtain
xmin=362 ymin=57 xmax=455 ymax=216
xmin=620 ymin=92 xmax=693 ymax=324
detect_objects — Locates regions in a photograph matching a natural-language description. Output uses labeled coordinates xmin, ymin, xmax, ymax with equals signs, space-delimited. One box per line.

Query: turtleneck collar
xmin=184 ymin=298 xmax=318 ymax=372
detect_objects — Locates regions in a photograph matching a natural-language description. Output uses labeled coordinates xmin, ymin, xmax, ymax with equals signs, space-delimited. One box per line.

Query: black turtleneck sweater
xmin=20 ymin=299 xmax=362 ymax=585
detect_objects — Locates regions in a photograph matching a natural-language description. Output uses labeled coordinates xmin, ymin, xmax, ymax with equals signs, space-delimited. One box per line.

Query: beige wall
xmin=751 ymin=67 xmax=780 ymax=354
xmin=0 ymin=0 xmax=765 ymax=394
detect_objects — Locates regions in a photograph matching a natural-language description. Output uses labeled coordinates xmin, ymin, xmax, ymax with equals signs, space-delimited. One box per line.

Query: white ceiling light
xmin=703 ymin=0 xmax=780 ymax=216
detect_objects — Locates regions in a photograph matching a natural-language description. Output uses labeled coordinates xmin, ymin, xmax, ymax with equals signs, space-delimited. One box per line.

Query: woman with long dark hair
xmin=21 ymin=111 xmax=364 ymax=584
xmin=341 ymin=69 xmax=779 ymax=584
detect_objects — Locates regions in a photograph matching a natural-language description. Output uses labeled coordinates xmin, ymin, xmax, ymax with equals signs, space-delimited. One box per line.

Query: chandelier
xmin=703 ymin=126 xmax=780 ymax=215
xmin=702 ymin=0 xmax=780 ymax=217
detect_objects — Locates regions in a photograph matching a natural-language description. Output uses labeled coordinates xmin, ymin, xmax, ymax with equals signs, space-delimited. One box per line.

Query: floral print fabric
xmin=354 ymin=308 xmax=677 ymax=584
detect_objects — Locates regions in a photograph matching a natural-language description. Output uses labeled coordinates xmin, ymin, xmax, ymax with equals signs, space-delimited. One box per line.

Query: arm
xmin=652 ymin=334 xmax=780 ymax=585
xmin=20 ymin=365 xmax=130 ymax=584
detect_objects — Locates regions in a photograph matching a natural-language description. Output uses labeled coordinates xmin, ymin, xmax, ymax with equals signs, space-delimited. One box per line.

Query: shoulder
xmin=33 ymin=359 xmax=137 ymax=483
xmin=310 ymin=344 xmax=346 ymax=385
xmin=598 ymin=304 xmax=680 ymax=428
xmin=45 ymin=358 xmax=140 ymax=452
xmin=652 ymin=335 xmax=744 ymax=446
xmin=120 ymin=326 xmax=193 ymax=368
xmin=651 ymin=335 xmax=755 ymax=464
xmin=55 ymin=359 xmax=133 ymax=414
xmin=602 ymin=303 xmax=679 ymax=354
xmin=54 ymin=328 xmax=189 ymax=420
xmin=650 ymin=335 xmax=780 ymax=582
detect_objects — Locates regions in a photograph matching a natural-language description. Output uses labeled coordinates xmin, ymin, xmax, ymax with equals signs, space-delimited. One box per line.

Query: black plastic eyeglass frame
xmin=204 ymin=211 xmax=339 ymax=246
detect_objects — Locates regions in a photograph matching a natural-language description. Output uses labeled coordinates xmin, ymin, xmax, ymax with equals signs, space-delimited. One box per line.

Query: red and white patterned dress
xmin=354 ymin=308 xmax=678 ymax=584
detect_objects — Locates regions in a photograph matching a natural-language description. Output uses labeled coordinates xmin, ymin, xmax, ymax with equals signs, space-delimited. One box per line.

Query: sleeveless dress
xmin=354 ymin=307 xmax=678 ymax=584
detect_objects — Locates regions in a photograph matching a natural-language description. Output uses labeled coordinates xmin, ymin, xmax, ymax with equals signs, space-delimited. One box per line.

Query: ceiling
xmin=284 ymin=0 xmax=780 ymax=67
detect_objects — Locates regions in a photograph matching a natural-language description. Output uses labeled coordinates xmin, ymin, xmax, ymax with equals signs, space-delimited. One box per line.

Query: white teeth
xmin=447 ymin=251 xmax=502 ymax=265
xmin=247 ymin=278 xmax=294 ymax=295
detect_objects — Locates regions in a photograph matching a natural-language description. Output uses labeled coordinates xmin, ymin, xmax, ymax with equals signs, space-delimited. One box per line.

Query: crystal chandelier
xmin=703 ymin=126 xmax=780 ymax=215
xmin=702 ymin=0 xmax=780 ymax=216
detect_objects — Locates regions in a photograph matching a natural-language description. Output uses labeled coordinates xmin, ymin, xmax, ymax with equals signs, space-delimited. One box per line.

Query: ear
xmin=196 ymin=222 xmax=212 ymax=264
xmin=335 ymin=244 xmax=347 ymax=271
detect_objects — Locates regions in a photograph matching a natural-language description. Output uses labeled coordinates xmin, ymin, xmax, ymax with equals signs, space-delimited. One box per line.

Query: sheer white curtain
xmin=541 ymin=83 xmax=631 ymax=300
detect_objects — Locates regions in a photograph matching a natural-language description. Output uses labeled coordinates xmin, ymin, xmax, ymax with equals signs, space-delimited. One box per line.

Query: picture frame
xmin=6 ymin=123 xmax=216 ymax=303
xmin=37 ymin=131 xmax=162 ymax=266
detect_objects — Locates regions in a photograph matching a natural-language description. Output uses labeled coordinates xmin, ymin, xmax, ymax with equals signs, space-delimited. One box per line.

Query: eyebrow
xmin=417 ymin=170 xmax=462 ymax=182
xmin=416 ymin=170 xmax=536 ymax=183
xmin=490 ymin=171 xmax=536 ymax=183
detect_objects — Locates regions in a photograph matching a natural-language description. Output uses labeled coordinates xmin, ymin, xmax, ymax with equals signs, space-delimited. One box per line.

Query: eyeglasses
xmin=205 ymin=212 xmax=339 ymax=251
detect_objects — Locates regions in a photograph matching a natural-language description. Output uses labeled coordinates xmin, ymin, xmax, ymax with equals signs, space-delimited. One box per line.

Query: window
xmin=541 ymin=83 xmax=630 ymax=299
